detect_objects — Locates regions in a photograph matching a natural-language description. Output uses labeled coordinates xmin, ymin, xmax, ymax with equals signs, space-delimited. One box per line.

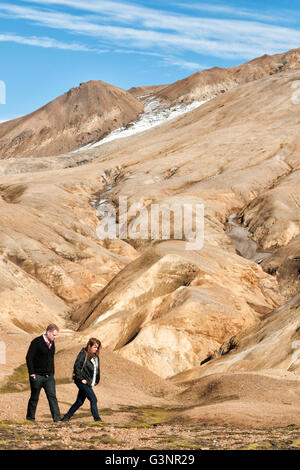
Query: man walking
xmin=26 ymin=324 xmax=61 ymax=422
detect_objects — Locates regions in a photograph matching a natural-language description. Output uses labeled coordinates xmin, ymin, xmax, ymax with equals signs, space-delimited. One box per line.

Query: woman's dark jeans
xmin=65 ymin=381 xmax=100 ymax=420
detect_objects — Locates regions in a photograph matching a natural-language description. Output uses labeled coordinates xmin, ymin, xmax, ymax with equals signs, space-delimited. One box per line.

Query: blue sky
xmin=0 ymin=0 xmax=299 ymax=121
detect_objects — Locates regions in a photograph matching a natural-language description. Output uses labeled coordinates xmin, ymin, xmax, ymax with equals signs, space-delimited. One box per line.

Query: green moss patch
xmin=0 ymin=364 xmax=30 ymax=393
xmin=240 ymin=441 xmax=273 ymax=450
xmin=117 ymin=423 xmax=152 ymax=429
xmin=0 ymin=420 xmax=34 ymax=426
xmin=137 ymin=407 xmax=176 ymax=425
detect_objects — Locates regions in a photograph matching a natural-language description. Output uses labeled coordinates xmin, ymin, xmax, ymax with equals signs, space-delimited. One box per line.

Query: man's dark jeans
xmin=26 ymin=374 xmax=61 ymax=422
xmin=65 ymin=380 xmax=100 ymax=420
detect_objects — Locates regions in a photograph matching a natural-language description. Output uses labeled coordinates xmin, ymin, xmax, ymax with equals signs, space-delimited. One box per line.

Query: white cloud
xmin=0 ymin=32 xmax=101 ymax=51
xmin=178 ymin=2 xmax=300 ymax=25
xmin=113 ymin=49 xmax=165 ymax=57
xmin=176 ymin=2 xmax=280 ymax=23
xmin=0 ymin=2 xmax=299 ymax=62
xmin=163 ymin=57 xmax=207 ymax=71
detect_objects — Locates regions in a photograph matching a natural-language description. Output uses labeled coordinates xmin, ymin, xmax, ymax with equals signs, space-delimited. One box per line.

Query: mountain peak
xmin=0 ymin=80 xmax=143 ymax=159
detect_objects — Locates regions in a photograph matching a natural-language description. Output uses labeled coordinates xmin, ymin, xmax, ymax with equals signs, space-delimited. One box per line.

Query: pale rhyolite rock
xmin=74 ymin=240 xmax=281 ymax=378
xmin=0 ymin=54 xmax=300 ymax=380
xmin=170 ymin=299 xmax=300 ymax=383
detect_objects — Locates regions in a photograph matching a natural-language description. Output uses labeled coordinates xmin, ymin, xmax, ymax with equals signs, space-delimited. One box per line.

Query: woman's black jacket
xmin=72 ymin=348 xmax=100 ymax=387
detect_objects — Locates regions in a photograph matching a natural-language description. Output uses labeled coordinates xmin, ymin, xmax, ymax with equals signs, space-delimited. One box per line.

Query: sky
xmin=0 ymin=0 xmax=299 ymax=121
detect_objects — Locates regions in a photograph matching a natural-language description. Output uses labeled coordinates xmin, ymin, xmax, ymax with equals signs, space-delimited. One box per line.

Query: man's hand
xmin=82 ymin=379 xmax=87 ymax=384
xmin=30 ymin=374 xmax=36 ymax=379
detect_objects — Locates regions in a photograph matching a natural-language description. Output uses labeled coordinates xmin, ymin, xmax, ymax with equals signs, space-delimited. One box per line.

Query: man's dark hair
xmin=46 ymin=324 xmax=59 ymax=332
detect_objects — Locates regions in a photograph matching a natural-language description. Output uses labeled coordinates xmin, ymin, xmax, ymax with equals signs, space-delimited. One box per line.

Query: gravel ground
xmin=1 ymin=417 xmax=300 ymax=450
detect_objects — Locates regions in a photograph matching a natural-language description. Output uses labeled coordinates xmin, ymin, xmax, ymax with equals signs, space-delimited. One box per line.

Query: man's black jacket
xmin=73 ymin=348 xmax=100 ymax=387
xmin=26 ymin=335 xmax=55 ymax=375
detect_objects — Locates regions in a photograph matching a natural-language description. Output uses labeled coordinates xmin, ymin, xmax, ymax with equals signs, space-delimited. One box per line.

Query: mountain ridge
xmin=0 ymin=79 xmax=144 ymax=159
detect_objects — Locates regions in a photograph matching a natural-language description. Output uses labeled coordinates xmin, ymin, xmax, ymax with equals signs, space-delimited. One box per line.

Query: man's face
xmin=46 ymin=329 xmax=59 ymax=342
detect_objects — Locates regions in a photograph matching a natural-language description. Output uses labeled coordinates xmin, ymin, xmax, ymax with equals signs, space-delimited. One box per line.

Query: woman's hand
xmin=82 ymin=379 xmax=87 ymax=384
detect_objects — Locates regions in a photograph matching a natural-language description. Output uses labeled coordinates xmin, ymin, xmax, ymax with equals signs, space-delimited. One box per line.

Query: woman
xmin=62 ymin=338 xmax=102 ymax=422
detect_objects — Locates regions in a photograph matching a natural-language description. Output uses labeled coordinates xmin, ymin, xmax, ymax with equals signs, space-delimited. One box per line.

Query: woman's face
xmin=89 ymin=343 xmax=100 ymax=355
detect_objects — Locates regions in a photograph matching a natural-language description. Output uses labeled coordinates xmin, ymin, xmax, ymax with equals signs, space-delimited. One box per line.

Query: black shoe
xmin=26 ymin=417 xmax=35 ymax=422
xmin=53 ymin=418 xmax=62 ymax=423
xmin=94 ymin=417 xmax=102 ymax=422
xmin=61 ymin=415 xmax=71 ymax=422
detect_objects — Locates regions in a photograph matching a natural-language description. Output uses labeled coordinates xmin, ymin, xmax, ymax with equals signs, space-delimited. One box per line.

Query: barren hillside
xmin=1 ymin=49 xmax=300 ymax=432
xmin=0 ymin=80 xmax=143 ymax=159
xmin=133 ymin=47 xmax=300 ymax=106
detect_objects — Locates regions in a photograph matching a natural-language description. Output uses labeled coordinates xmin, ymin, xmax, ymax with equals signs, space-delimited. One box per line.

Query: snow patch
xmin=72 ymin=97 xmax=210 ymax=153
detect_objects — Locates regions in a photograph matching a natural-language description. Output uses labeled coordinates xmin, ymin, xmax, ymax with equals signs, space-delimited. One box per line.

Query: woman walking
xmin=62 ymin=338 xmax=102 ymax=422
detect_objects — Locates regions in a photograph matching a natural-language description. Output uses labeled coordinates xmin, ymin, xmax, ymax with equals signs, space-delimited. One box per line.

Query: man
xmin=26 ymin=324 xmax=61 ymax=422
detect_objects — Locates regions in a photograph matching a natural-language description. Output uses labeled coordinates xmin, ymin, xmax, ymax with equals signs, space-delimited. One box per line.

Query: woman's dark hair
xmin=85 ymin=338 xmax=101 ymax=360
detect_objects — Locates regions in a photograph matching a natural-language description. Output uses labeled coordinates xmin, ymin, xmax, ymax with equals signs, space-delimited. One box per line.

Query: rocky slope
xmin=130 ymin=47 xmax=300 ymax=107
xmin=67 ymin=68 xmax=300 ymax=378
xmin=72 ymin=240 xmax=280 ymax=378
xmin=1 ymin=67 xmax=299 ymax=377
xmin=171 ymin=298 xmax=300 ymax=383
xmin=128 ymin=84 xmax=167 ymax=99
xmin=0 ymin=80 xmax=143 ymax=159
xmin=1 ymin=50 xmax=300 ymax=431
